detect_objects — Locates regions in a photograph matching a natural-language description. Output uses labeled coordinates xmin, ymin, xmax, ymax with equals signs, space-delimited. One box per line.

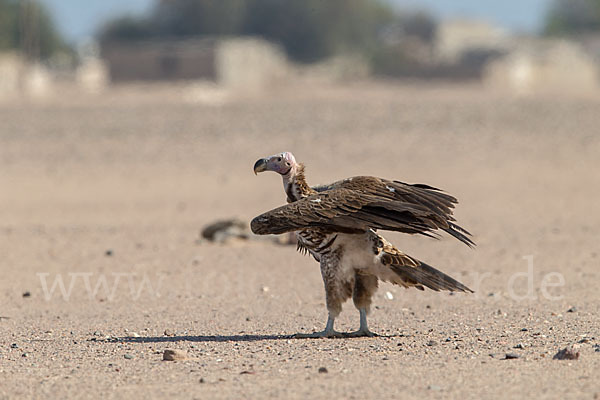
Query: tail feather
xmin=385 ymin=257 xmax=473 ymax=293
xmin=375 ymin=233 xmax=473 ymax=293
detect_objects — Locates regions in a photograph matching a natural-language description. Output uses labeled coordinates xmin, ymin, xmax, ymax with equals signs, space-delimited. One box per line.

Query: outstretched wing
xmin=251 ymin=176 xmax=474 ymax=247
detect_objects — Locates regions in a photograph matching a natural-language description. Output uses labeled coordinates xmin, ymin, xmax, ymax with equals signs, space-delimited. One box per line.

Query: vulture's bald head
xmin=253 ymin=152 xmax=297 ymax=176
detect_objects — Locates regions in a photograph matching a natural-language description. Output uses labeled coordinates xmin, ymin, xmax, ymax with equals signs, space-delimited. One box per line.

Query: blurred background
xmin=1 ymin=0 xmax=599 ymax=255
xmin=1 ymin=0 xmax=600 ymax=97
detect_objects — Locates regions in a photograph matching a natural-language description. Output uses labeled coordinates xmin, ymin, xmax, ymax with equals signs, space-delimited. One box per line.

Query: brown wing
xmin=251 ymin=176 xmax=474 ymax=247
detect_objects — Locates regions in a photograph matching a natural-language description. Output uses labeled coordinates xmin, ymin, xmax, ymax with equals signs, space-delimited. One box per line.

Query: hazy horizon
xmin=39 ymin=0 xmax=552 ymax=43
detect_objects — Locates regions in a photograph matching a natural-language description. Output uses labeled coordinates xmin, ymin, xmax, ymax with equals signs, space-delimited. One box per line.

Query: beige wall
xmin=216 ymin=38 xmax=288 ymax=91
xmin=436 ymin=20 xmax=508 ymax=63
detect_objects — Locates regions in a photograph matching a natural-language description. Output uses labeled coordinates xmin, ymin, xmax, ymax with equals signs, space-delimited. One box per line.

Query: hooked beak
xmin=253 ymin=158 xmax=268 ymax=175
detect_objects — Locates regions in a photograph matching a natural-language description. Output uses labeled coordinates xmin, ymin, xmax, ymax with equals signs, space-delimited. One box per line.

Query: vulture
xmin=252 ymin=152 xmax=474 ymax=338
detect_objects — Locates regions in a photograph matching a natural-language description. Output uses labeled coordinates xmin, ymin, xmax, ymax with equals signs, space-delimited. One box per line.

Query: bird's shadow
xmin=104 ymin=333 xmax=399 ymax=343
xmin=112 ymin=334 xmax=292 ymax=343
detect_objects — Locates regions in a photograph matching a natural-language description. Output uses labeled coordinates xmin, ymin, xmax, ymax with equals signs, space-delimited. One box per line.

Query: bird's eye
xmin=286 ymin=162 xmax=290 ymax=166
xmin=277 ymin=157 xmax=282 ymax=162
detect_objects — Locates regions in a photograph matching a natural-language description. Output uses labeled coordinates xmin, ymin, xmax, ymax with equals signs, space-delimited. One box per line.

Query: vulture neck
xmin=283 ymin=163 xmax=316 ymax=202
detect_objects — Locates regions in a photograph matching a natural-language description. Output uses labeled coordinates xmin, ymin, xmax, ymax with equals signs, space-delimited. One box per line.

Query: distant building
xmin=76 ymin=58 xmax=109 ymax=94
xmin=76 ymin=39 xmax=109 ymax=93
xmin=436 ymin=19 xmax=509 ymax=64
xmin=374 ymin=18 xmax=509 ymax=80
xmin=0 ymin=52 xmax=54 ymax=99
xmin=484 ymin=38 xmax=599 ymax=95
xmin=101 ymin=37 xmax=288 ymax=90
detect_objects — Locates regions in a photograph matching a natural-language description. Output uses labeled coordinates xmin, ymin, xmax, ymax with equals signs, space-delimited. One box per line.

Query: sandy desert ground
xmin=0 ymin=82 xmax=599 ymax=399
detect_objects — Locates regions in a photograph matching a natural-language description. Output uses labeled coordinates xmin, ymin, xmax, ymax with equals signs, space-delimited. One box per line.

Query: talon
xmin=345 ymin=329 xmax=378 ymax=338
xmin=348 ymin=308 xmax=377 ymax=337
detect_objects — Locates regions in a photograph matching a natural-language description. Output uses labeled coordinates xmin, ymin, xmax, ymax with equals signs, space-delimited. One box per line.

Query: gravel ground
xmin=1 ymin=82 xmax=599 ymax=399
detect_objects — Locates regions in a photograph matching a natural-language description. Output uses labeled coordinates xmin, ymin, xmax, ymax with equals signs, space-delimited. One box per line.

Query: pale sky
xmin=39 ymin=0 xmax=553 ymax=44
xmin=39 ymin=0 xmax=155 ymax=42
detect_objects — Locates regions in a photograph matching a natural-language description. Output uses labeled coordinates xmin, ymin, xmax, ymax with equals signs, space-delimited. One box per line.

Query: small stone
xmin=426 ymin=340 xmax=437 ymax=347
xmin=163 ymin=349 xmax=188 ymax=361
xmin=201 ymin=219 xmax=248 ymax=242
xmin=199 ymin=378 xmax=205 ymax=383
xmin=318 ymin=367 xmax=328 ymax=373
xmin=567 ymin=307 xmax=577 ymax=313
xmin=514 ymin=343 xmax=525 ymax=349
xmin=105 ymin=249 xmax=113 ymax=256
xmin=261 ymin=286 xmax=270 ymax=293
xmin=520 ymin=328 xmax=528 ymax=332
xmin=553 ymin=346 xmax=580 ymax=360
xmin=10 ymin=343 xmax=18 ymax=349
xmin=385 ymin=291 xmax=393 ymax=300
xmin=22 ymin=291 xmax=31 ymax=298
xmin=504 ymin=353 xmax=520 ymax=360
xmin=21 ymin=353 xmax=28 ymax=357
xmin=428 ymin=385 xmax=443 ymax=391
xmin=164 ymin=329 xmax=175 ymax=337
xmin=124 ymin=354 xmax=134 ymax=360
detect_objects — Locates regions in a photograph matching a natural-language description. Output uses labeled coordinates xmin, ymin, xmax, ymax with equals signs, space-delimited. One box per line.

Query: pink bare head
xmin=253 ymin=152 xmax=297 ymax=176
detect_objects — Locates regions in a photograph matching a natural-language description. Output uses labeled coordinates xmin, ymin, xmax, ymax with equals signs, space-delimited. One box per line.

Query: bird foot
xmin=345 ymin=329 xmax=378 ymax=338
xmin=293 ymin=330 xmax=345 ymax=339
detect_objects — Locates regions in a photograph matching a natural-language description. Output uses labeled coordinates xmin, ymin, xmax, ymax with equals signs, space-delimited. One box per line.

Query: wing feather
xmin=251 ymin=176 xmax=474 ymax=247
